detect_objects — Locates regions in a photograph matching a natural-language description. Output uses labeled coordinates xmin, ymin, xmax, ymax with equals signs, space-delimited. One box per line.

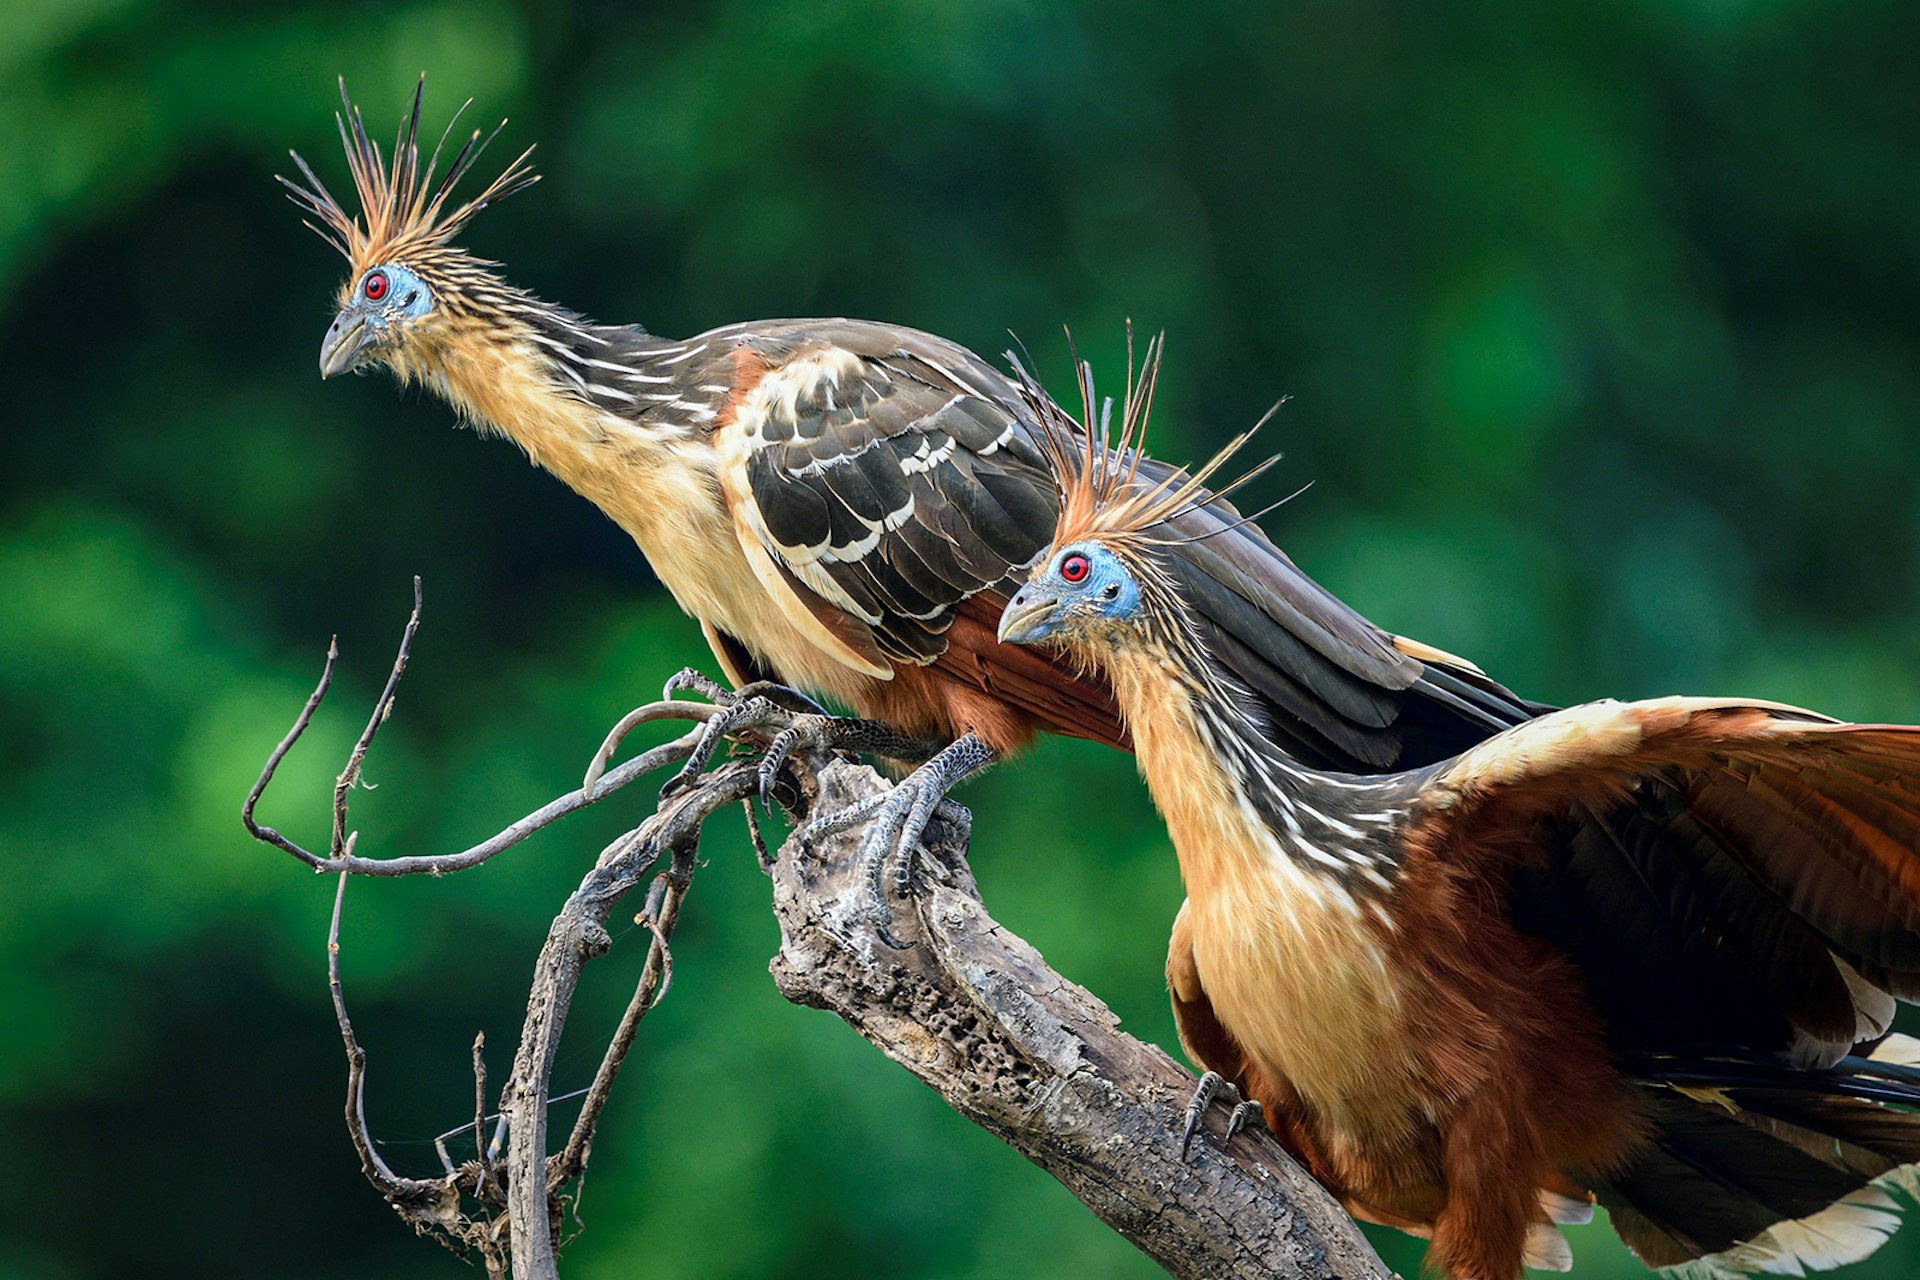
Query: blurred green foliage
xmin=4 ymin=1 xmax=1920 ymax=1277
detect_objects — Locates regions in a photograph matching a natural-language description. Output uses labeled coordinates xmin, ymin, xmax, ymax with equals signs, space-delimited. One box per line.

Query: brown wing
xmin=930 ymin=591 xmax=1127 ymax=749
xmin=719 ymin=321 xmax=1058 ymax=666
xmin=1415 ymin=696 xmax=1920 ymax=1068
xmin=711 ymin=316 xmax=1539 ymax=769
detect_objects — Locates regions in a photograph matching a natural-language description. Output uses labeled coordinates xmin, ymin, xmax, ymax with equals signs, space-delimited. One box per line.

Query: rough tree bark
xmin=768 ymin=760 xmax=1393 ymax=1280
xmin=247 ymin=591 xmax=1395 ymax=1280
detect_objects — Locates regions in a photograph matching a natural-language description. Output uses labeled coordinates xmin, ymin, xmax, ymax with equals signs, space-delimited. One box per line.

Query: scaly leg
xmin=585 ymin=670 xmax=994 ymax=946
xmin=794 ymin=733 xmax=996 ymax=948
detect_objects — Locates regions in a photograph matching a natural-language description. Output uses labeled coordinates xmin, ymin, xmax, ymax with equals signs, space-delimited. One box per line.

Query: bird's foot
xmin=583 ymin=668 xmax=829 ymax=799
xmin=793 ymin=733 xmax=994 ymax=949
xmin=658 ymin=677 xmax=946 ymax=813
xmin=1179 ymin=1071 xmax=1265 ymax=1159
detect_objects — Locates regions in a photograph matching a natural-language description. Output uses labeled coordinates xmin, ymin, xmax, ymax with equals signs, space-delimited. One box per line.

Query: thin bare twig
xmin=250 ymin=585 xmax=731 ymax=1276
xmin=554 ymin=848 xmax=690 ymax=1182
xmin=242 ymin=636 xmax=336 ymax=861
xmin=327 ymin=869 xmax=473 ymax=1258
xmin=253 ymin=588 xmax=1381 ymax=1280
xmin=503 ymin=763 xmax=759 ymax=1279
xmin=331 ymin=576 xmax=423 ymax=855
xmin=472 ymin=1034 xmax=494 ymax=1201
xmin=244 ymin=578 xmax=710 ymax=877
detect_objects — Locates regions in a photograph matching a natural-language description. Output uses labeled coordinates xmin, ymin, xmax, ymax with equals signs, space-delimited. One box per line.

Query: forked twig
xmin=554 ymin=864 xmax=688 ymax=1183
xmin=250 ymin=583 xmax=1385 ymax=1280
xmin=243 ymin=579 xmax=709 ymax=877
xmin=501 ymin=763 xmax=758 ymax=1277
xmin=247 ymin=583 xmax=781 ymax=1279
xmin=331 ymin=577 xmax=422 ymax=856
xmin=328 ymin=868 xmax=486 ymax=1264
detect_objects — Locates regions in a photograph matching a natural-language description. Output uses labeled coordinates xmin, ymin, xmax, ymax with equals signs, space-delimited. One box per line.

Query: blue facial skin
xmin=318 ymin=263 xmax=434 ymax=378
xmin=996 ymin=542 xmax=1141 ymax=646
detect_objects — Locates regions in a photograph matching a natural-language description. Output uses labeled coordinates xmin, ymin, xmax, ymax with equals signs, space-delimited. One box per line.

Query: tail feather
xmin=1524 ymin=1221 xmax=1574 ymax=1272
xmin=1704 ymin=1188 xmax=1903 ymax=1278
xmin=1868 ymin=1032 xmax=1920 ymax=1068
xmin=1598 ymin=1083 xmax=1920 ymax=1277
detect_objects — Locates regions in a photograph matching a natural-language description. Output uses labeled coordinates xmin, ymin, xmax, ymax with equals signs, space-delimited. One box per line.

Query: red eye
xmin=1060 ymin=553 xmax=1091 ymax=583
xmin=363 ymin=271 xmax=388 ymax=301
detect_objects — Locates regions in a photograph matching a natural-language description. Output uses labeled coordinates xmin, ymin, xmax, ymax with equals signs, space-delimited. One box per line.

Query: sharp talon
xmin=790 ymin=733 xmax=993 ymax=958
xmin=1180 ymin=1071 xmax=1225 ymax=1159
xmin=660 ymin=695 xmax=789 ymax=799
xmin=1224 ymin=1100 xmax=1264 ymax=1143
xmin=663 ymin=667 xmax=728 ymax=703
xmin=872 ymin=909 xmax=912 ymax=950
xmin=758 ymin=727 xmax=801 ymax=814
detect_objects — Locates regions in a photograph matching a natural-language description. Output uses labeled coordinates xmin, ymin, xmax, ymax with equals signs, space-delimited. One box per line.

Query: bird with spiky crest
xmin=282 ymin=78 xmax=1547 ymax=926
xmin=998 ymin=349 xmax=1920 ymax=1280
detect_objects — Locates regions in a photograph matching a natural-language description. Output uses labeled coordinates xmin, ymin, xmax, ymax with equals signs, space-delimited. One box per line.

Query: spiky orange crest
xmin=277 ymin=75 xmax=538 ymax=279
xmin=1010 ymin=332 xmax=1283 ymax=555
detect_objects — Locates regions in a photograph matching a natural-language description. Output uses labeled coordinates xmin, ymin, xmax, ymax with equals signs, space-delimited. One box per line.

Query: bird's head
xmin=996 ymin=332 xmax=1276 ymax=659
xmin=319 ymin=260 xmax=439 ymax=378
xmin=998 ymin=541 xmax=1144 ymax=646
xmin=280 ymin=76 xmax=538 ymax=381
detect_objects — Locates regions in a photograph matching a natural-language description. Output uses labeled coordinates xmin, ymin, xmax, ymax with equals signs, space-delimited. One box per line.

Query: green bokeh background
xmin=5 ymin=1 xmax=1920 ymax=1276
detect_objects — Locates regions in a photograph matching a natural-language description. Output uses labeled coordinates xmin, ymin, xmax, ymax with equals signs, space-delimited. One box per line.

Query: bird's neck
xmin=1096 ymin=637 xmax=1403 ymax=910
xmin=1103 ymin=637 xmax=1420 ymax=1136
xmin=398 ymin=288 xmax=727 ymax=543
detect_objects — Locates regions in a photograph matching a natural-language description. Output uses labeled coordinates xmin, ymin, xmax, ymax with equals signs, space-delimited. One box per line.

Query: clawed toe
xmin=662 ymin=666 xmax=731 ymax=704
xmin=1224 ymin=1098 xmax=1264 ymax=1142
xmin=793 ymin=735 xmax=993 ymax=947
xmin=584 ymin=672 xmax=831 ymax=801
xmin=1180 ymin=1071 xmax=1263 ymax=1158
xmin=756 ymin=713 xmax=860 ymax=814
xmin=659 ymin=695 xmax=779 ymax=798
xmin=585 ymin=686 xmax=993 ymax=947
xmin=791 ymin=792 xmax=916 ymax=946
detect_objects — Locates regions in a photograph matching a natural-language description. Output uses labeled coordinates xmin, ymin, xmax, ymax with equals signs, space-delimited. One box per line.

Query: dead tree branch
xmin=767 ymin=761 xmax=1392 ymax=1280
xmin=247 ymin=585 xmax=1392 ymax=1280
xmin=242 ymin=576 xmax=711 ymax=878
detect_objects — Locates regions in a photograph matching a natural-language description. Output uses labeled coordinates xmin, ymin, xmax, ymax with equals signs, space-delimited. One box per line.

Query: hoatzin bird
xmin=996 ymin=360 xmax=1920 ymax=1280
xmin=281 ymin=78 xmax=1539 ymax=915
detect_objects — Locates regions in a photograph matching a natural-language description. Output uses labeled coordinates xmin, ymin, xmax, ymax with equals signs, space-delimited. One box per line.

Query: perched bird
xmin=281 ymin=78 xmax=1536 ymax=892
xmin=997 ymin=360 xmax=1920 ymax=1280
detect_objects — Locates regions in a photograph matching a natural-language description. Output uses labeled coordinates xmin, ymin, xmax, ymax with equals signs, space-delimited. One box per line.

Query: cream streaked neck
xmin=381 ymin=296 xmax=750 ymax=626
xmin=1099 ymin=641 xmax=1277 ymax=896
xmin=418 ymin=326 xmax=618 ymax=458
xmin=390 ymin=295 xmax=711 ymax=513
xmin=1095 ymin=633 xmax=1416 ymax=1132
xmin=1089 ymin=635 xmax=1404 ymax=905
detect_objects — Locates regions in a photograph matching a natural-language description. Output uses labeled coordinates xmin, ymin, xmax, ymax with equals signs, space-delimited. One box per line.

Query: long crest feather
xmin=1010 ymin=330 xmax=1286 ymax=555
xmin=276 ymin=74 xmax=539 ymax=274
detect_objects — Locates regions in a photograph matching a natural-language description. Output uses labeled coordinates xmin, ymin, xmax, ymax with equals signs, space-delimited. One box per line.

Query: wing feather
xmin=1422 ymin=697 xmax=1920 ymax=1064
xmin=712 ymin=317 xmax=1538 ymax=769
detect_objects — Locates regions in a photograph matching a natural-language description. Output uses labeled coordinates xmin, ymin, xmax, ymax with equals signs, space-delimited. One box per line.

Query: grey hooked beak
xmin=998 ymin=584 xmax=1064 ymax=646
xmin=318 ymin=309 xmax=376 ymax=379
